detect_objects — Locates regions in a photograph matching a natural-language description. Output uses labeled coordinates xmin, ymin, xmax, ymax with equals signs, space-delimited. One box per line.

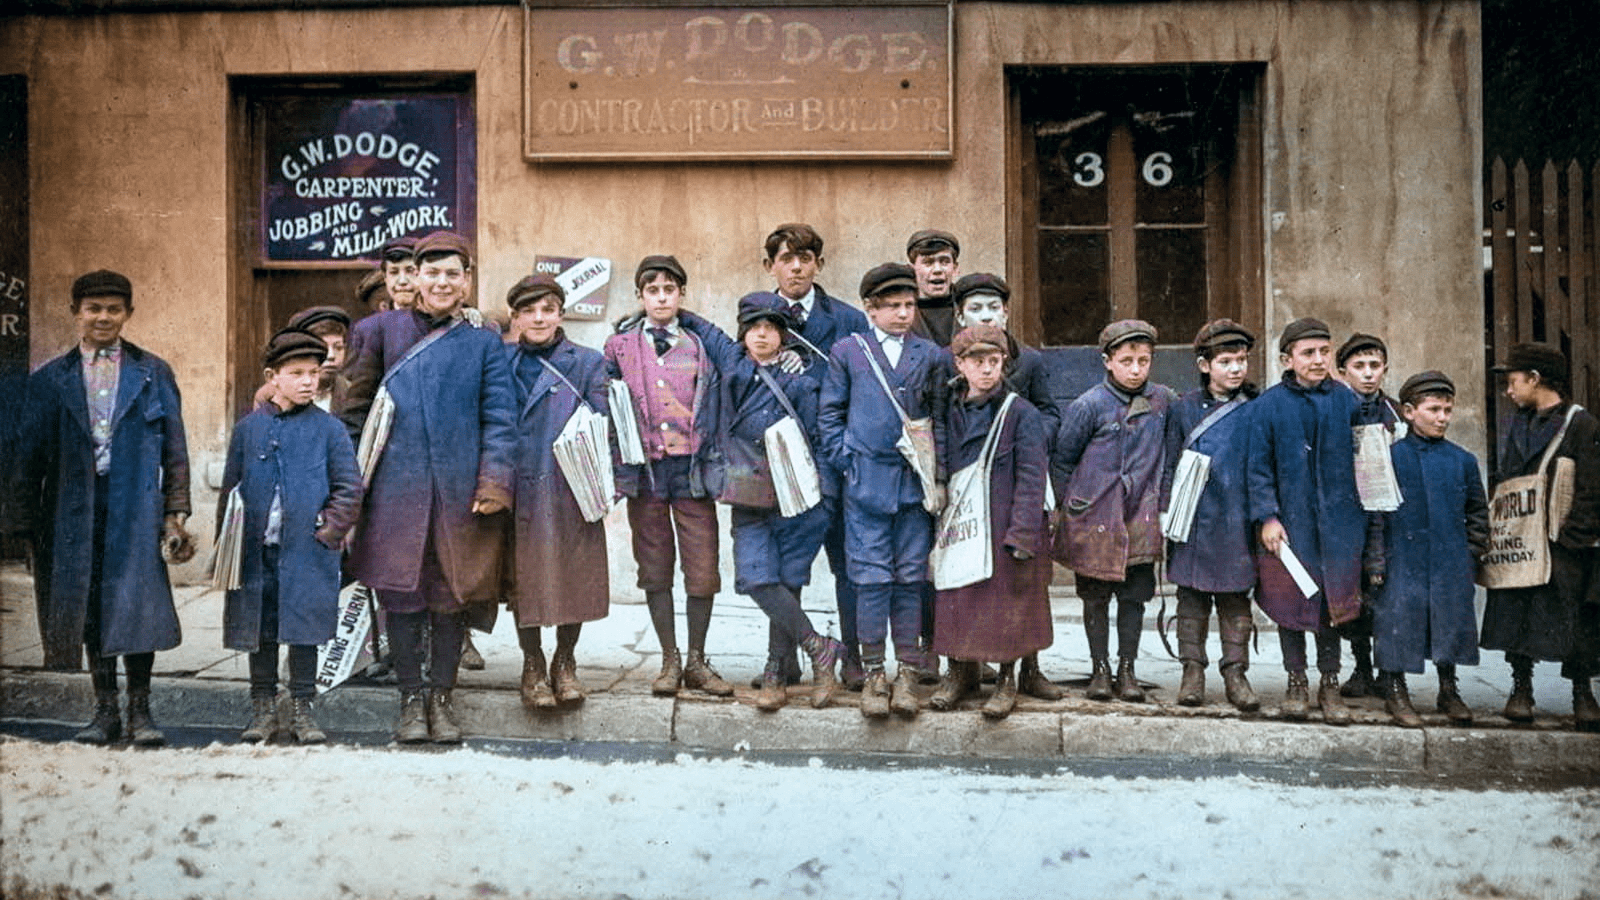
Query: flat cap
xmin=950 ymin=323 xmax=1011 ymax=359
xmin=1278 ymin=317 xmax=1332 ymax=353
xmin=905 ymin=229 xmax=960 ymax=260
xmin=860 ymin=262 xmax=919 ymax=300
xmin=736 ymin=291 xmax=793 ymax=329
xmin=355 ymin=269 xmax=389 ymax=306
xmin=1193 ymin=318 xmax=1255 ymax=355
xmin=1398 ymin=370 xmax=1456 ymax=405
xmin=635 ymin=254 xmax=687 ymax=287
xmin=72 ymin=269 xmax=132 ymax=302
xmin=287 ymin=305 xmax=351 ymax=333
xmin=263 ymin=327 xmax=328 ymax=369
xmin=1337 ymin=332 xmax=1388 ymax=368
xmin=952 ymin=273 xmax=1010 ymax=306
xmin=1099 ymin=319 xmax=1158 ymax=354
xmin=380 ymin=235 xmax=418 ymax=263
xmin=506 ymin=273 xmax=566 ymax=310
xmin=413 ymin=231 xmax=473 ymax=266
xmin=1493 ymin=342 xmax=1568 ymax=384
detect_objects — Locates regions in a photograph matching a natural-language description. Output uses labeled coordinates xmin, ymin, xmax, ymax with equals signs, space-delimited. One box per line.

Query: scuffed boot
xmin=754 ymin=660 xmax=788 ymax=712
xmin=1341 ymin=637 xmax=1375 ymax=698
xmin=550 ymin=650 xmax=585 ymax=706
xmin=1221 ymin=664 xmax=1260 ymax=713
xmin=288 ymin=697 xmax=327 ymax=744
xmin=860 ymin=669 xmax=891 ymax=719
xmin=890 ymin=666 xmax=920 ymax=718
xmin=427 ymin=689 xmax=463 ymax=744
xmin=652 ymin=648 xmax=683 ymax=696
xmin=1282 ymin=671 xmax=1310 ymax=720
xmin=460 ymin=632 xmax=486 ymax=671
xmin=240 ymin=694 xmax=278 ymax=744
xmin=1573 ymin=678 xmax=1600 ymax=733
xmin=125 ymin=690 xmax=165 ymax=746
xmin=1085 ymin=658 xmax=1114 ymax=702
xmin=683 ymin=649 xmax=734 ymax=696
xmin=1504 ymin=658 xmax=1535 ymax=723
xmin=395 ymin=691 xmax=429 ymax=744
xmin=1319 ymin=672 xmax=1352 ymax=726
xmin=1384 ymin=672 xmax=1423 ymax=729
xmin=1218 ymin=614 xmax=1259 ymax=712
xmin=521 ymin=650 xmax=557 ymax=709
xmin=929 ymin=659 xmax=978 ymax=711
xmin=1114 ymin=657 xmax=1145 ymax=703
xmin=1018 ymin=654 xmax=1064 ymax=701
xmin=75 ymin=691 xmax=123 ymax=745
xmin=1175 ymin=615 xmax=1208 ymax=707
xmin=981 ymin=663 xmax=1018 ymax=720
xmin=1177 ymin=662 xmax=1206 ymax=708
xmin=800 ymin=633 xmax=844 ymax=710
xmin=1435 ymin=665 xmax=1473 ymax=726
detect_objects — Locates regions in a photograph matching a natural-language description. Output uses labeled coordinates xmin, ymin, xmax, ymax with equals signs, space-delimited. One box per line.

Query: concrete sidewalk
xmin=3 ymin=562 xmax=1596 ymax=785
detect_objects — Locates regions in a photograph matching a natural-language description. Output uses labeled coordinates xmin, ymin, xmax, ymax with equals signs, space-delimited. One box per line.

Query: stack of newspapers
xmin=208 ymin=486 xmax=245 ymax=591
xmin=1161 ymin=448 xmax=1211 ymax=543
xmin=1353 ymin=423 xmax=1402 ymax=511
xmin=554 ymin=406 xmax=616 ymax=522
xmin=355 ymin=386 xmax=396 ymax=486
xmin=765 ymin=417 xmax=822 ymax=517
xmin=608 ymin=380 xmax=647 ymax=466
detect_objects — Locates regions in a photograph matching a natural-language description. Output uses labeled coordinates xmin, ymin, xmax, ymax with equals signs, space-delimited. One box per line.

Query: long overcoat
xmin=1051 ymin=379 xmax=1176 ymax=582
xmin=504 ymin=335 xmax=611 ymax=628
xmin=340 ymin=309 xmax=516 ymax=601
xmin=1161 ymin=387 xmax=1257 ymax=593
xmin=1481 ymin=402 xmax=1600 ymax=665
xmin=933 ymin=388 xmax=1052 ymax=662
xmin=219 ymin=402 xmax=363 ymax=649
xmin=603 ymin=320 xmax=724 ymax=499
xmin=1373 ymin=431 xmax=1489 ymax=672
xmin=18 ymin=341 xmax=191 ymax=667
xmin=792 ymin=285 xmax=869 ymax=501
xmin=1246 ymin=372 xmax=1365 ymax=630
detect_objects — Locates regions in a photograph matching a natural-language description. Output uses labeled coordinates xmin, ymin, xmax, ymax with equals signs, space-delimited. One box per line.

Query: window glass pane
xmin=1132 ymin=109 xmax=1204 ymax=224
xmin=1039 ymin=230 xmax=1110 ymax=346
xmin=1136 ymin=228 xmax=1208 ymax=343
xmin=1036 ymin=113 xmax=1111 ymax=227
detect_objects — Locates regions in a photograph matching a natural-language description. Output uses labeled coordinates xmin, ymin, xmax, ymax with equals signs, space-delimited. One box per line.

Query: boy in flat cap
xmin=1481 ymin=343 xmax=1600 ymax=730
xmin=1246 ymin=317 xmax=1366 ymax=724
xmin=605 ymin=254 xmax=734 ymax=699
xmin=251 ymin=306 xmax=351 ymax=412
xmin=502 ymin=274 xmax=611 ymax=709
xmin=1371 ymin=371 xmax=1488 ymax=727
xmin=1052 ymin=319 xmax=1175 ymax=702
xmin=378 ymin=236 xmax=419 ymax=311
xmin=14 ymin=269 xmax=194 ymax=745
xmin=220 ymin=327 xmax=363 ymax=744
xmin=338 ymin=230 xmax=517 ymax=743
xmin=818 ymin=262 xmax=947 ymax=718
xmin=905 ymin=229 xmax=961 ymax=347
xmin=1160 ymin=319 xmax=1262 ymax=711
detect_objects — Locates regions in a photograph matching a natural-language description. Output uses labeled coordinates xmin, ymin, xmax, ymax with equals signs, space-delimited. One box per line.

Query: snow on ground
xmin=2 ymin=736 xmax=1597 ymax=900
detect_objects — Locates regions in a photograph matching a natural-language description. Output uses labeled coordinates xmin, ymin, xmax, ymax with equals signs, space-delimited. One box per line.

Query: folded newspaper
xmin=1161 ymin=448 xmax=1211 ymax=543
xmin=554 ymin=405 xmax=616 ymax=522
xmin=1352 ymin=423 xmax=1402 ymax=512
xmin=608 ymin=380 xmax=647 ymax=466
xmin=355 ymin=386 xmax=395 ymax=487
xmin=1277 ymin=539 xmax=1321 ymax=600
xmin=207 ymin=486 xmax=245 ymax=592
xmin=765 ymin=416 xmax=822 ymax=517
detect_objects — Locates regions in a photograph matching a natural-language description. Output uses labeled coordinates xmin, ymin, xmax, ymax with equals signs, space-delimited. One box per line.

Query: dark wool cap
xmin=1193 ymin=318 xmax=1255 ymax=355
xmin=263 ymin=327 xmax=328 ymax=369
xmin=1278 ymin=317 xmax=1332 ymax=353
xmin=635 ymin=254 xmax=687 ymax=288
xmin=736 ymin=291 xmax=793 ymax=329
xmin=1099 ymin=319 xmax=1158 ymax=354
xmin=287 ymin=305 xmax=351 ymax=333
xmin=506 ymin=273 xmax=566 ymax=311
xmin=413 ymin=231 xmax=473 ymax=267
xmin=1337 ymin=332 xmax=1389 ymax=368
xmin=905 ymin=229 xmax=960 ymax=260
xmin=1493 ymin=342 xmax=1569 ymax=383
xmin=355 ymin=269 xmax=389 ymax=306
xmin=950 ymin=323 xmax=1011 ymax=359
xmin=380 ymin=235 xmax=418 ymax=263
xmin=72 ymin=269 xmax=132 ymax=303
xmin=952 ymin=273 xmax=1010 ymax=306
xmin=859 ymin=262 xmax=918 ymax=300
xmin=1398 ymin=370 xmax=1456 ymax=405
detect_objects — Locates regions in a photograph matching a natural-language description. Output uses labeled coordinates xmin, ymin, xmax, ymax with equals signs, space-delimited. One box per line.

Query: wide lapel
xmin=803 ymin=295 xmax=835 ymax=349
xmin=108 ymin=343 xmax=153 ymax=435
xmin=55 ymin=352 xmax=92 ymax=436
xmin=519 ymin=342 xmax=566 ymax=421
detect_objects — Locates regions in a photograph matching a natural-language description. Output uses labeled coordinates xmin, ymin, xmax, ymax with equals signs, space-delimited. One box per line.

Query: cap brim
xmin=869 ymin=277 xmax=919 ymax=296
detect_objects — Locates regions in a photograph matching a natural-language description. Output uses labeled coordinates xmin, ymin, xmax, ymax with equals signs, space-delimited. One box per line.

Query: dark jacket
xmin=219 ymin=401 xmax=363 ymax=650
xmin=936 ymin=332 xmax=1061 ymax=441
xmin=1160 ymin=386 xmax=1257 ymax=594
xmin=18 ymin=341 xmax=191 ymax=666
xmin=911 ymin=297 xmax=956 ymax=347
xmin=789 ymin=284 xmax=870 ymax=385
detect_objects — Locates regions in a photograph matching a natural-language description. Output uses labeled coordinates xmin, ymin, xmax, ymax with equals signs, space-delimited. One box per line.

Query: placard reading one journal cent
xmin=523 ymin=4 xmax=952 ymax=161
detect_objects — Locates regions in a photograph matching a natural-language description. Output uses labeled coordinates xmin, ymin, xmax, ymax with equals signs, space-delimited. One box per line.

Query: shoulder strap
xmin=379 ymin=318 xmax=464 ymax=390
xmin=978 ymin=393 xmax=1018 ymax=468
xmin=753 ymin=364 xmax=812 ymax=454
xmin=1183 ymin=394 xmax=1245 ymax=449
xmin=851 ymin=333 xmax=911 ymax=425
xmin=537 ymin=355 xmax=596 ymax=413
xmin=1537 ymin=404 xmax=1584 ymax=475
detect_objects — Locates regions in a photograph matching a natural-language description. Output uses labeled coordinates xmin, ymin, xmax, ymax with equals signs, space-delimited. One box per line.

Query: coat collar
xmin=53 ymin=339 xmax=153 ymax=436
xmin=516 ymin=337 xmax=576 ymax=418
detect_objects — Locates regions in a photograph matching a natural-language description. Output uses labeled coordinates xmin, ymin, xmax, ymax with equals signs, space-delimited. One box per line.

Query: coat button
xmin=1096 ymin=525 xmax=1106 ymax=532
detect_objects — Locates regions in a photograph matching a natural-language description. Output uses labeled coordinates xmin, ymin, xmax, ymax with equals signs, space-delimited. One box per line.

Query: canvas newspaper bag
xmin=1480 ymin=404 xmax=1581 ymax=589
xmin=853 ymin=334 xmax=942 ymax=514
xmin=930 ymin=393 xmax=1017 ymax=590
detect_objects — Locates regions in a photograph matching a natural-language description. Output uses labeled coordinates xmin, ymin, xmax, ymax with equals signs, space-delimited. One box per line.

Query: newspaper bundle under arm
xmin=1160 ymin=448 xmax=1211 ymax=543
xmin=553 ymin=406 xmax=616 ymax=523
xmin=765 ymin=416 xmax=823 ymax=517
xmin=207 ymin=486 xmax=245 ymax=592
xmin=1352 ymin=423 xmax=1402 ymax=512
xmin=355 ymin=386 xmax=396 ymax=488
xmin=1276 ymin=539 xmax=1322 ymax=600
xmin=608 ymin=379 xmax=647 ymax=466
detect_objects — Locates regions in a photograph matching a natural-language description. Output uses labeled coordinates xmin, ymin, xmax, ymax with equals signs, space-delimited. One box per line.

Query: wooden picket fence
xmin=1486 ymin=157 xmax=1599 ymax=406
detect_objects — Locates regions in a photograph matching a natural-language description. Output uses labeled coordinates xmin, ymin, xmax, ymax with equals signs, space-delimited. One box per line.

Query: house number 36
xmin=1071 ymin=150 xmax=1176 ymax=188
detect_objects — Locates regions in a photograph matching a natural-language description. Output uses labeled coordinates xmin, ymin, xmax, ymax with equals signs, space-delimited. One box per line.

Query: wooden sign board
xmin=523 ymin=4 xmax=952 ymax=161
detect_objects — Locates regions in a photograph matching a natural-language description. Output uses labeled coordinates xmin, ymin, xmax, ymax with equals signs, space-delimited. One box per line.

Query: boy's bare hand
xmin=1259 ymin=518 xmax=1286 ymax=554
xmin=472 ymin=498 xmax=507 ymax=516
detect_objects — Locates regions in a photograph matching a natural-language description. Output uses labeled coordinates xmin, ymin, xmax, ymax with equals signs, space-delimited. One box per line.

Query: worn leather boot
xmin=1017 ymin=654 xmax=1064 ymax=701
xmin=240 ymin=694 xmax=278 ymax=743
xmin=1218 ymin=614 xmax=1259 ymax=712
xmin=1221 ymin=664 xmax=1260 ymax=713
xmin=1175 ymin=615 xmax=1208 ymax=707
xmin=652 ymin=648 xmax=683 ymax=696
xmin=1504 ymin=658 xmax=1536 ymax=723
xmin=550 ymin=650 xmax=585 ymax=705
xmin=1176 ymin=662 xmax=1206 ymax=708
xmin=1572 ymin=678 xmax=1600 ymax=733
xmin=839 ymin=648 xmax=867 ymax=692
xmin=929 ymin=659 xmax=978 ymax=711
xmin=981 ymin=664 xmax=1018 ymax=720
xmin=1435 ymin=666 xmax=1473 ymax=725
xmin=1318 ymin=672 xmax=1352 ymax=726
xmin=1085 ymin=658 xmax=1114 ymax=702
xmin=75 ymin=691 xmax=123 ymax=745
xmin=1341 ymin=637 xmax=1375 ymax=698
xmin=1114 ymin=658 xmax=1145 ymax=703
xmin=683 ymin=649 xmax=735 ymax=696
xmin=427 ymin=689 xmax=463 ymax=744
xmin=890 ymin=666 xmax=920 ymax=718
xmin=1384 ymin=672 xmax=1423 ymax=728
xmin=801 ymin=633 xmax=844 ymax=710
xmin=460 ymin=631 xmax=486 ymax=671
xmin=288 ymin=697 xmax=327 ymax=744
xmin=755 ymin=660 xmax=788 ymax=712
xmin=860 ymin=669 xmax=891 ymax=719
xmin=395 ymin=691 xmax=430 ymax=744
xmin=125 ymin=690 xmax=165 ymax=746
xmin=1282 ymin=671 xmax=1310 ymax=720
xmin=521 ymin=649 xmax=557 ymax=710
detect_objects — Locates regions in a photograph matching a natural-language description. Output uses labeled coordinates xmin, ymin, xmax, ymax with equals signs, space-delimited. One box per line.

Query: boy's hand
xmin=1009 ymin=546 xmax=1034 ymax=561
xmin=161 ymin=513 xmax=196 ymax=564
xmin=1259 ymin=518 xmax=1286 ymax=554
xmin=472 ymin=497 xmax=507 ymax=516
xmin=614 ymin=312 xmax=644 ymax=333
xmin=775 ymin=349 xmax=804 ymax=375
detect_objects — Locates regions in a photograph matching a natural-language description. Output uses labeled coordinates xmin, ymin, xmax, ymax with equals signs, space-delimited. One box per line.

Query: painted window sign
xmin=260 ymin=94 xmax=474 ymax=262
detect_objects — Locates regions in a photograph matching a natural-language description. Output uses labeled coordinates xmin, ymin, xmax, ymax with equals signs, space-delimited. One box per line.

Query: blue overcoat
xmin=1161 ymin=387 xmax=1257 ymax=593
xmin=1246 ymin=371 xmax=1365 ymax=630
xmin=17 ymin=341 xmax=191 ymax=667
xmin=219 ymin=402 xmax=363 ymax=650
xmin=1373 ymin=431 xmax=1489 ymax=672
xmin=791 ymin=285 xmax=869 ymax=500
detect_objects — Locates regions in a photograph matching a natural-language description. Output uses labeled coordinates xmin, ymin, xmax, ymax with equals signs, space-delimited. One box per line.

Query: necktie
xmin=788 ymin=302 xmax=806 ymax=328
xmin=650 ymin=327 xmax=672 ymax=357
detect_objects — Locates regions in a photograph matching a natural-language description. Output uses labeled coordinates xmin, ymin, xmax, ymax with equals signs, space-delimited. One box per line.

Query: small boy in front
xmin=818 ymin=262 xmax=945 ymax=718
xmin=1053 ymin=320 xmax=1176 ymax=703
xmin=1371 ymin=371 xmax=1489 ymax=727
xmin=220 ymin=327 xmax=363 ymax=743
